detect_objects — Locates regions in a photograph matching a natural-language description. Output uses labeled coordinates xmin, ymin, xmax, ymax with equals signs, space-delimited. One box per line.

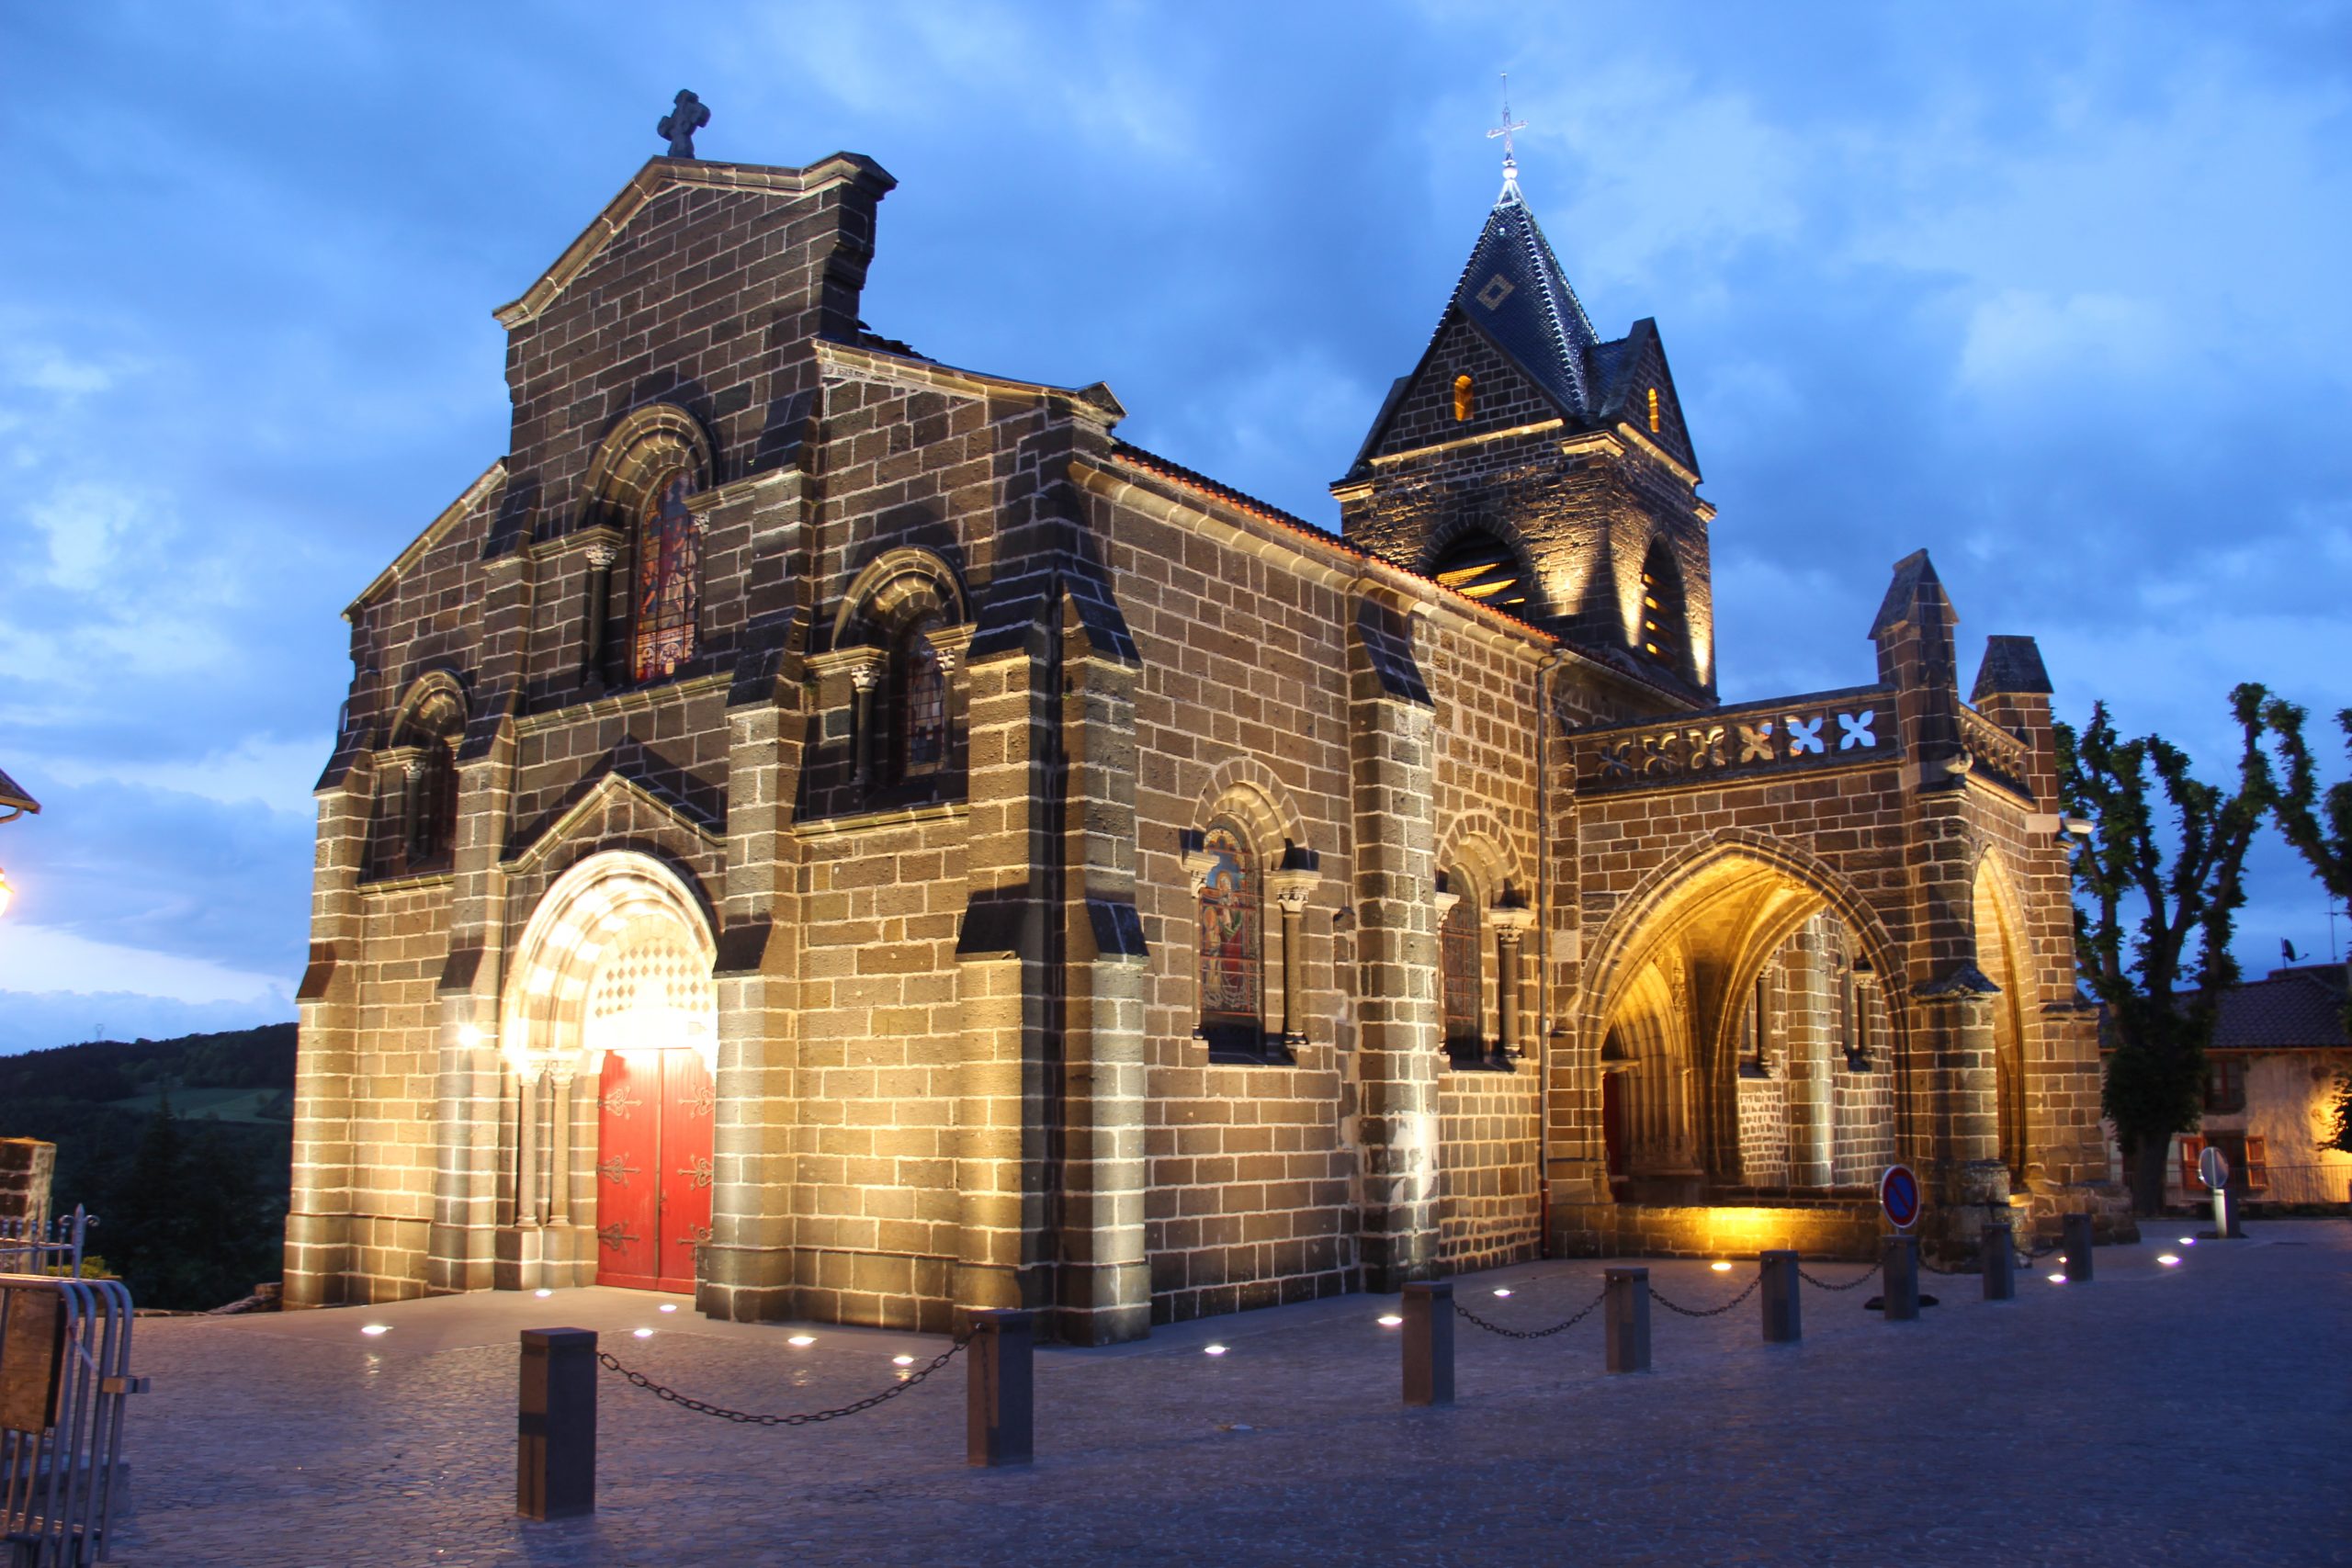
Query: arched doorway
xmin=501 ymin=851 xmax=717 ymax=1294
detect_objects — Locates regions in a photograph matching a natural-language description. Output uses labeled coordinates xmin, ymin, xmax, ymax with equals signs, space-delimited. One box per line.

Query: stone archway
xmin=1972 ymin=854 xmax=2035 ymax=1182
xmin=1579 ymin=838 xmax=1904 ymax=1203
xmin=499 ymin=851 xmax=717 ymax=1292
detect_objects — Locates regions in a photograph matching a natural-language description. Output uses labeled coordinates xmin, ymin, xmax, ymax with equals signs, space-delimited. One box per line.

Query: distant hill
xmin=2 ymin=1022 xmax=295 ymax=1309
xmin=0 ymin=1022 xmax=296 ymax=1107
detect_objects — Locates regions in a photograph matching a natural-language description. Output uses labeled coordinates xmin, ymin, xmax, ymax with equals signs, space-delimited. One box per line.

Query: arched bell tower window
xmin=1430 ymin=528 xmax=1529 ymax=614
xmin=891 ymin=614 xmax=947 ymax=781
xmin=1193 ymin=820 xmax=1262 ymax=1055
xmin=1638 ymin=537 xmax=1686 ymax=671
xmin=631 ymin=467 xmax=700 ymax=682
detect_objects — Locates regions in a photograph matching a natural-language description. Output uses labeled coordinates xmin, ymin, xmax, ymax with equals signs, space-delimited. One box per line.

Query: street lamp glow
xmin=0 ymin=867 xmax=13 ymax=919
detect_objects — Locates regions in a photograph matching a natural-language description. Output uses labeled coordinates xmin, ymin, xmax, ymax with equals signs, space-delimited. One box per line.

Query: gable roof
xmin=2206 ymin=965 xmax=2350 ymax=1050
xmin=492 ymin=153 xmax=896 ymax=330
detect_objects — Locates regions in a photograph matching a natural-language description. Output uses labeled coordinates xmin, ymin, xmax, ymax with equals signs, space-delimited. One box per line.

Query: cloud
xmin=0 ymin=924 xmax=290 ymax=1009
xmin=0 ymin=988 xmax=294 ymax=1057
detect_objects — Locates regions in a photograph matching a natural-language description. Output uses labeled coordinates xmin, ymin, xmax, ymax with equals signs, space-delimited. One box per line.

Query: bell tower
xmin=1334 ymin=142 xmax=1715 ymax=697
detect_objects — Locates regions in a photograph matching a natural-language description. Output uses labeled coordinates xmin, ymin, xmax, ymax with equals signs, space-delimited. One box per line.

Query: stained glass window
xmin=631 ymin=468 xmax=699 ymax=682
xmin=895 ymin=615 xmax=946 ymax=777
xmin=1195 ymin=822 xmax=1261 ymax=1051
xmin=1441 ymin=886 xmax=1481 ymax=1054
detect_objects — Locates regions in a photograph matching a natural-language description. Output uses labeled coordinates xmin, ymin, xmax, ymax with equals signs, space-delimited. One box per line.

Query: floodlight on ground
xmin=2158 ymin=1254 xmax=2181 ymax=1267
xmin=1377 ymin=1314 xmax=1403 ymax=1327
xmin=534 ymin=1288 xmax=553 ymax=1298
xmin=361 ymin=1325 xmax=390 ymax=1336
xmin=788 ymin=1334 xmax=815 ymax=1347
xmin=633 ymin=1328 xmax=653 ymax=1339
xmin=1492 ymin=1287 xmax=1512 ymax=1297
xmin=659 ymin=1303 xmax=677 ymax=1313
xmin=1204 ymin=1343 xmax=1228 ymax=1356
xmin=2046 ymin=1273 xmax=2066 ymax=1285
xmin=892 ymin=1354 xmax=916 ymax=1366
xmin=1710 ymin=1260 xmax=1733 ymax=1272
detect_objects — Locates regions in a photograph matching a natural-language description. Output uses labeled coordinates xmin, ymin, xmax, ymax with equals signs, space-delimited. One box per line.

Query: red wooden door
xmin=657 ymin=1051 xmax=715 ymax=1294
xmin=1601 ymin=1073 xmax=1629 ymax=1181
xmin=594 ymin=1052 xmax=663 ymax=1290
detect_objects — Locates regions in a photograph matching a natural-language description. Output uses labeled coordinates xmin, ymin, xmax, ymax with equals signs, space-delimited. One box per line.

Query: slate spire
xmin=1442 ymin=180 xmax=1601 ymax=416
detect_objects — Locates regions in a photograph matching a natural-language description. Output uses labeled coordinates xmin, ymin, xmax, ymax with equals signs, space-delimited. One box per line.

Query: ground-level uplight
xmin=2157 ymin=1254 xmax=2181 ymax=1267
xmin=1710 ymin=1260 xmax=1734 ymax=1273
xmin=633 ymin=1328 xmax=653 ymax=1339
xmin=2178 ymin=1236 xmax=2197 ymax=1247
xmin=533 ymin=1288 xmax=553 ymax=1298
xmin=892 ymin=1354 xmax=916 ymax=1366
xmin=659 ymin=1303 xmax=677 ymax=1313
xmin=1377 ymin=1314 xmax=1403 ymax=1327
xmin=2046 ymin=1273 xmax=2067 ymax=1285
xmin=1492 ymin=1287 xmax=1512 ymax=1298
xmin=1204 ymin=1343 xmax=1228 ymax=1357
xmin=361 ymin=1325 xmax=390 ymax=1337
xmin=787 ymin=1334 xmax=816 ymax=1347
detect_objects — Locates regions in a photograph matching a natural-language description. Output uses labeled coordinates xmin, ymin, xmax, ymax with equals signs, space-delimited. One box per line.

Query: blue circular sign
xmin=1880 ymin=1164 xmax=1921 ymax=1230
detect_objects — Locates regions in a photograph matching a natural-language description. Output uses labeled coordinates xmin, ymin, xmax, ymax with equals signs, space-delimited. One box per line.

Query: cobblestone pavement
xmin=109 ymin=1224 xmax=2351 ymax=1566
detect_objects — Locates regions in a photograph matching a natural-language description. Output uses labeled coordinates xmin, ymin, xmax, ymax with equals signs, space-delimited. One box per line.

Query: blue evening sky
xmin=1 ymin=2 xmax=2347 ymax=1051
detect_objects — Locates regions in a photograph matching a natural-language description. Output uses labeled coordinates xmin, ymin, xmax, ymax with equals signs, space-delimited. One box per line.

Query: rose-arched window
xmin=632 ymin=468 xmax=699 ymax=682
xmin=1195 ymin=820 xmax=1261 ymax=1053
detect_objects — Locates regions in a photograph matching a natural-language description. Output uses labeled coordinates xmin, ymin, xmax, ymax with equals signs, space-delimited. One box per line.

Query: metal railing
xmin=1 ymin=1272 xmax=141 ymax=1566
xmin=0 ymin=1211 xmax=95 ymax=1281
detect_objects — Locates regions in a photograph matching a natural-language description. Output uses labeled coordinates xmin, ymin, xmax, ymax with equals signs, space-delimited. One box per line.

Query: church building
xmin=287 ymin=124 xmax=2116 ymax=1342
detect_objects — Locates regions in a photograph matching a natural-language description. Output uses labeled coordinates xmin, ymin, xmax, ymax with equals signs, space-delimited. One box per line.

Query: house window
xmin=1440 ymin=880 xmax=1481 ymax=1056
xmin=631 ymin=468 xmax=699 ymax=682
xmin=1453 ymin=374 xmax=1475 ymax=423
xmin=1195 ymin=821 xmax=1262 ymax=1055
xmin=2204 ymin=1056 xmax=2246 ymax=1115
xmin=892 ymin=615 xmax=947 ymax=779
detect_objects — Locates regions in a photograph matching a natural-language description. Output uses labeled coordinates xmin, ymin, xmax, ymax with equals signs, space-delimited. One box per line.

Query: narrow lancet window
xmin=1195 ymin=822 xmax=1262 ymax=1054
xmin=1453 ymin=374 xmax=1475 ymax=423
xmin=632 ymin=468 xmax=699 ymax=682
xmin=894 ymin=614 xmax=947 ymax=779
xmin=1440 ymin=881 xmax=1482 ymax=1055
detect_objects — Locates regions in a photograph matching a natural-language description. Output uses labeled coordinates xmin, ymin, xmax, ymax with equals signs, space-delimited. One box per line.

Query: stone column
xmin=953 ymin=629 xmax=1054 ymax=1318
xmin=1490 ymin=904 xmax=1535 ymax=1059
xmin=1781 ymin=920 xmax=1836 ymax=1190
xmin=704 ymin=486 xmax=808 ymax=1324
xmin=514 ymin=1067 xmax=543 ymax=1229
xmin=850 ymin=662 xmax=880 ymax=788
xmin=1348 ymin=591 xmax=1440 ymax=1291
xmin=1056 ymin=637 xmax=1151 ymax=1344
xmin=581 ymin=543 xmax=617 ymax=691
xmin=1269 ymin=855 xmax=1321 ymax=1048
xmin=548 ymin=1067 xmax=573 ymax=1230
xmin=288 ymin=747 xmax=373 ymax=1307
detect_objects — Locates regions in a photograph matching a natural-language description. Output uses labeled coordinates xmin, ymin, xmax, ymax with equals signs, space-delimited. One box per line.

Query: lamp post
xmin=0 ymin=763 xmax=39 ymax=919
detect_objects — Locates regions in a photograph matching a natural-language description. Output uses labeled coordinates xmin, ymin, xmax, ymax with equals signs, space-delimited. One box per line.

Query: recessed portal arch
xmin=500 ymin=850 xmax=718 ymax=1292
xmin=1579 ymin=834 xmax=1905 ymax=1202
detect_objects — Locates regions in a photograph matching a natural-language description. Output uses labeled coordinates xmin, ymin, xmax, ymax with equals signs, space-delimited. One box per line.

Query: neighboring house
xmin=2128 ymin=964 xmax=2351 ymax=1208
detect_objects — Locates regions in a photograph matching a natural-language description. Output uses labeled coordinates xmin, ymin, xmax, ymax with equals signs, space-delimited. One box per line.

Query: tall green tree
xmin=2254 ymin=693 xmax=2352 ymax=1001
xmin=2057 ymin=687 xmax=2271 ymax=1215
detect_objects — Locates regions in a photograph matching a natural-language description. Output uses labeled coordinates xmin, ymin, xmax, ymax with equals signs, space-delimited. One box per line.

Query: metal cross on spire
xmin=1487 ymin=74 xmax=1528 ymax=202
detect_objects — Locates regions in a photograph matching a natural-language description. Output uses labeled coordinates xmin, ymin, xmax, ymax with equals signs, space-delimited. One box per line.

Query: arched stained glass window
xmin=632 ymin=468 xmax=699 ymax=682
xmin=1440 ymin=882 xmax=1482 ymax=1055
xmin=1195 ymin=821 xmax=1261 ymax=1052
xmin=893 ymin=614 xmax=947 ymax=779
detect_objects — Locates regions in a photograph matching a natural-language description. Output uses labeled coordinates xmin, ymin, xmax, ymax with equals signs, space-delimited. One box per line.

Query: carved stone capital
xmin=1181 ymin=851 xmax=1220 ymax=895
xmin=1433 ymin=889 xmax=1462 ymax=918
xmin=583 ymin=543 xmax=619 ymax=570
xmin=1488 ymin=905 xmax=1536 ymax=937
xmin=1267 ymin=870 xmax=1318 ymax=913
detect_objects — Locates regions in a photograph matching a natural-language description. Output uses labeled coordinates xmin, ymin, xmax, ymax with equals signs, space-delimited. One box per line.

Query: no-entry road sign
xmin=1880 ymin=1164 xmax=1921 ymax=1230
xmin=2198 ymin=1144 xmax=2232 ymax=1191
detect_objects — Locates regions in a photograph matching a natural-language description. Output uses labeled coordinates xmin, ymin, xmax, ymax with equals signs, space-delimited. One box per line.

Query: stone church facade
xmin=287 ymin=144 xmax=2114 ymax=1342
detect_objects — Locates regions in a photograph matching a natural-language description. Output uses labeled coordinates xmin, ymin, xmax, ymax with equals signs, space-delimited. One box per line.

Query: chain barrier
xmin=1917 ymin=1255 xmax=1976 ymax=1278
xmin=1646 ymin=1270 xmax=1764 ymax=1318
xmin=1453 ymin=1282 xmax=1609 ymax=1339
xmin=2021 ymin=1239 xmax=2061 ymax=1260
xmin=1795 ymin=1263 xmax=1877 ymax=1292
xmin=595 ymin=1335 xmax=968 ymax=1426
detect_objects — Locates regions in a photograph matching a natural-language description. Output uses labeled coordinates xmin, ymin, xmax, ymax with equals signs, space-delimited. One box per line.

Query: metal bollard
xmin=1401 ymin=1281 xmax=1453 ymax=1407
xmin=517 ymin=1327 xmax=597 ymax=1520
xmin=1603 ymin=1267 xmax=1651 ymax=1373
xmin=1759 ymin=1250 xmax=1802 ymax=1343
xmin=2061 ymin=1213 xmax=2096 ymax=1280
xmin=1880 ymin=1235 xmax=1920 ymax=1321
xmin=966 ymin=1309 xmax=1034 ymax=1468
xmin=1982 ymin=1222 xmax=2016 ymax=1302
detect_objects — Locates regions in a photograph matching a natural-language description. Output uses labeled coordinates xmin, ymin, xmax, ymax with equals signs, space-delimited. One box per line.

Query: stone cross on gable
xmin=659 ymin=90 xmax=710 ymax=159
